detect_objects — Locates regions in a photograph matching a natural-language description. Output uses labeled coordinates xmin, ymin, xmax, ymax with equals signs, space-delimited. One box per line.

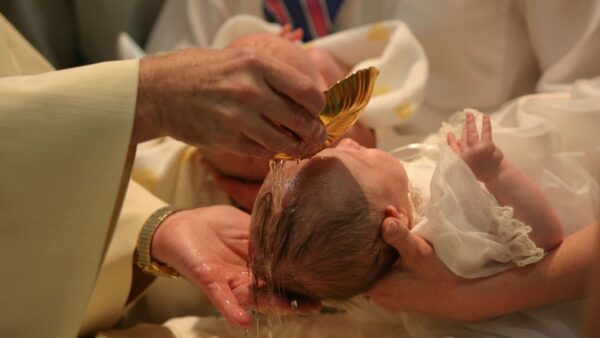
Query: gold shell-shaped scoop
xmin=274 ymin=66 xmax=380 ymax=160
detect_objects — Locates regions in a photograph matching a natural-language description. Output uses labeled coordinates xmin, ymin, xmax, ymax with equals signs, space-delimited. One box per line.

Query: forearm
xmin=457 ymin=221 xmax=598 ymax=322
xmin=485 ymin=161 xmax=563 ymax=250
xmin=585 ymin=223 xmax=600 ymax=336
xmin=132 ymin=56 xmax=165 ymax=144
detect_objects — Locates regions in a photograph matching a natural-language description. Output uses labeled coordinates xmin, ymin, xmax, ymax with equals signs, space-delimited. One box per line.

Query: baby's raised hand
xmin=447 ymin=113 xmax=504 ymax=182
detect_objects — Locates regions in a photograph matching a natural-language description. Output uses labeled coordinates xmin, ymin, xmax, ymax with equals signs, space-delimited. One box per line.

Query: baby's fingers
xmin=465 ymin=113 xmax=480 ymax=146
xmin=279 ymin=24 xmax=304 ymax=42
xmin=447 ymin=133 xmax=461 ymax=154
xmin=279 ymin=23 xmax=292 ymax=36
xmin=481 ymin=115 xmax=493 ymax=142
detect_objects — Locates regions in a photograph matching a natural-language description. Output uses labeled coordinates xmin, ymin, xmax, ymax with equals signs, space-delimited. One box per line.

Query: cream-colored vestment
xmin=0 ymin=14 xmax=166 ymax=337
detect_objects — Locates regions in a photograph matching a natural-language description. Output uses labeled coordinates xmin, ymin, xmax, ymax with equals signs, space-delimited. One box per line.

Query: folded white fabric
xmin=206 ymin=14 xmax=428 ymax=129
xmin=410 ymin=142 xmax=544 ymax=278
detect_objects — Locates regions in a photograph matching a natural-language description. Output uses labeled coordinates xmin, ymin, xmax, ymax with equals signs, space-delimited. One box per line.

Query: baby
xmin=202 ymin=30 xmax=373 ymax=211
xmin=249 ymin=112 xmax=564 ymax=301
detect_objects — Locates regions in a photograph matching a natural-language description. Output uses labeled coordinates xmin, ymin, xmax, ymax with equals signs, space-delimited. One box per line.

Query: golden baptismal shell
xmin=274 ymin=66 xmax=380 ymax=160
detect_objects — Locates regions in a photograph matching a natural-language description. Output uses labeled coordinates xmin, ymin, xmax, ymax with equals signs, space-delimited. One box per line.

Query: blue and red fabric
xmin=263 ymin=0 xmax=344 ymax=42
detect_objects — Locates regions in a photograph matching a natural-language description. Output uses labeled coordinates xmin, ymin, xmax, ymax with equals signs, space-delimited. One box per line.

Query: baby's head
xmin=250 ymin=139 xmax=412 ymax=300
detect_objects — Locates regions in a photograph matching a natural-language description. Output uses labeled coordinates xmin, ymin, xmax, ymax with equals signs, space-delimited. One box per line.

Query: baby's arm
xmin=447 ymin=113 xmax=563 ymax=250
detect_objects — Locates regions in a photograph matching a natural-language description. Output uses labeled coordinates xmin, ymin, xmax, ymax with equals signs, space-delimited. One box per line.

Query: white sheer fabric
xmin=406 ymin=143 xmax=544 ymax=279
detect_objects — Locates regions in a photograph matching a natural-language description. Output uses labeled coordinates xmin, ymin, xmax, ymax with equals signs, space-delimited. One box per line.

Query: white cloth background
xmin=143 ymin=0 xmax=600 ymax=145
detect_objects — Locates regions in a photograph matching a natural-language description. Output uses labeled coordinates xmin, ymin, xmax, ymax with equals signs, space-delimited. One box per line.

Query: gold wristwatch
xmin=135 ymin=206 xmax=180 ymax=278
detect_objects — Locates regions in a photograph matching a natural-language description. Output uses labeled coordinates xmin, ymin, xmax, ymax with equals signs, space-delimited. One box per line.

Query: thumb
xmin=381 ymin=217 xmax=419 ymax=259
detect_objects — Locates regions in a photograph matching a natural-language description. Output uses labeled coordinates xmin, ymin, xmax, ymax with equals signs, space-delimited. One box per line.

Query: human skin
xmin=369 ymin=217 xmax=599 ymax=322
xmin=250 ymin=115 xmax=566 ymax=321
xmin=584 ymin=223 xmax=600 ymax=337
xmin=201 ymin=33 xmax=374 ymax=210
xmin=447 ymin=113 xmax=563 ymax=250
xmin=366 ymin=113 xmax=568 ymax=320
xmin=257 ymin=114 xmax=563 ymax=255
xmin=130 ymin=43 xmax=330 ymax=327
xmin=264 ymin=137 xmax=412 ymax=219
xmin=252 ymin=137 xmax=414 ymax=252
xmin=133 ymin=46 xmax=327 ymax=159
xmin=150 ymin=205 xmax=320 ymax=327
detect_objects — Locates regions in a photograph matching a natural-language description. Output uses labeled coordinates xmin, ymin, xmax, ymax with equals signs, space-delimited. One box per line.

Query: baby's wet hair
xmin=250 ymin=157 xmax=398 ymax=300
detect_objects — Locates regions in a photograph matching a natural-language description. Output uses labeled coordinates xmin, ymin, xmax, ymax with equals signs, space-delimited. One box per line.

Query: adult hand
xmin=305 ymin=46 xmax=351 ymax=88
xmin=366 ymin=208 xmax=474 ymax=321
xmin=151 ymin=205 xmax=320 ymax=327
xmin=370 ymin=212 xmax=599 ymax=323
xmin=447 ymin=112 xmax=504 ymax=183
xmin=151 ymin=206 xmax=253 ymax=326
xmin=134 ymin=47 xmax=327 ymax=159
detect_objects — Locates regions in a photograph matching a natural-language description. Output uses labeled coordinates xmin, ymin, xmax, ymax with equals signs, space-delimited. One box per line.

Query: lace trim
xmin=407 ymin=182 xmax=425 ymax=224
xmin=441 ymin=109 xmax=545 ymax=267
xmin=491 ymin=203 xmax=545 ymax=267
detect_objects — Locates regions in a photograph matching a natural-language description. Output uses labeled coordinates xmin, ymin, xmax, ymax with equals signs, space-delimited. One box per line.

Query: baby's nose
xmin=335 ymin=138 xmax=362 ymax=150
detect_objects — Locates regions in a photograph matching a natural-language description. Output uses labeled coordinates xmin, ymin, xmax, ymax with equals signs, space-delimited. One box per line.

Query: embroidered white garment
xmin=405 ymin=143 xmax=544 ymax=279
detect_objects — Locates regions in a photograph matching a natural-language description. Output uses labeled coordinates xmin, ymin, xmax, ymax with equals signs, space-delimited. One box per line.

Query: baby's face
xmin=260 ymin=138 xmax=410 ymax=215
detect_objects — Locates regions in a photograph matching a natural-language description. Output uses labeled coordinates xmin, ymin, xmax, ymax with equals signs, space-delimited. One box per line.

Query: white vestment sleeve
xmin=80 ymin=181 xmax=167 ymax=335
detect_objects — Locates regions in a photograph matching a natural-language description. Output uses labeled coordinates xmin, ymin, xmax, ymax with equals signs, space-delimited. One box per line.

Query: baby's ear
xmin=384 ymin=205 xmax=400 ymax=218
xmin=384 ymin=206 xmax=410 ymax=229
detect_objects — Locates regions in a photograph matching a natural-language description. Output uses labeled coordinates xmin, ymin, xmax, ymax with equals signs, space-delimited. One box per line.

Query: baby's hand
xmin=279 ymin=23 xmax=304 ymax=42
xmin=447 ymin=113 xmax=504 ymax=182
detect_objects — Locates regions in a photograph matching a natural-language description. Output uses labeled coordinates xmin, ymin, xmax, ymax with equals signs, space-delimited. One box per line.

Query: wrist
xmin=482 ymin=160 xmax=510 ymax=186
xmin=150 ymin=208 xmax=190 ymax=264
xmin=136 ymin=206 xmax=181 ymax=278
xmin=133 ymin=57 xmax=165 ymax=144
xmin=447 ymin=278 xmax=488 ymax=322
xmin=452 ymin=275 xmax=510 ymax=323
